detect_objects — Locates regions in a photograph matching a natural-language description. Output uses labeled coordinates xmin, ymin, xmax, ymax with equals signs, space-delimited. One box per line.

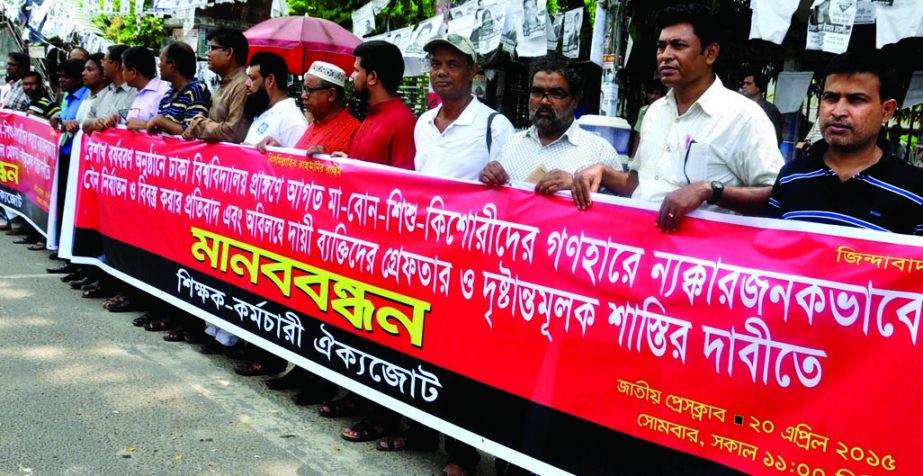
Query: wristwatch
xmin=708 ymin=181 xmax=724 ymax=205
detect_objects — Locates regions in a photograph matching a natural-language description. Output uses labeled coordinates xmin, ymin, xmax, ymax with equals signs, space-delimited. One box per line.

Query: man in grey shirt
xmin=82 ymin=44 xmax=137 ymax=134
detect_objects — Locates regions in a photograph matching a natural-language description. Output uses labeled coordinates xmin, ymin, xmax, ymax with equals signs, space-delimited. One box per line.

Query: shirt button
xmin=655 ymin=175 xmax=660 ymax=180
xmin=674 ymin=118 xmax=680 ymax=123
xmin=666 ymin=146 xmax=671 ymax=152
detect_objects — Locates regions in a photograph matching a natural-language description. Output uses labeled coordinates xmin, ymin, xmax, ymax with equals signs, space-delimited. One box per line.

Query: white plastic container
xmin=577 ymin=114 xmax=632 ymax=156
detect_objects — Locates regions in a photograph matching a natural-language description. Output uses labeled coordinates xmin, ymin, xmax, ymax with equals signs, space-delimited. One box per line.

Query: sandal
xmin=132 ymin=313 xmax=154 ymax=327
xmin=103 ymin=294 xmax=128 ymax=310
xmin=319 ymin=396 xmax=360 ymax=418
xmin=442 ymin=462 xmax=474 ymax=476
xmin=340 ymin=418 xmax=391 ymax=442
xmin=82 ymin=283 xmax=107 ymax=298
xmin=27 ymin=241 xmax=45 ymax=251
xmin=376 ymin=427 xmax=439 ymax=452
xmin=162 ymin=330 xmax=186 ymax=342
xmin=144 ymin=318 xmax=175 ymax=332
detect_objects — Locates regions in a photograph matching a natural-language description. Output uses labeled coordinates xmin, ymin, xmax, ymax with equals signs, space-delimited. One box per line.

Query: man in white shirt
xmin=243 ymin=52 xmax=308 ymax=148
xmin=572 ymin=4 xmax=783 ymax=232
xmin=415 ymin=34 xmax=514 ymax=181
xmin=479 ymin=53 xmax=619 ymax=194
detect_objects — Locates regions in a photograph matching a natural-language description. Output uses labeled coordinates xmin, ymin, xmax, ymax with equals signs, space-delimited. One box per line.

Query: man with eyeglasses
xmin=257 ymin=61 xmax=358 ymax=155
xmin=82 ymin=44 xmax=137 ymax=134
xmin=479 ymin=53 xmax=619 ymax=193
xmin=414 ymin=34 xmax=513 ymax=183
xmin=571 ymin=4 xmax=783 ymax=233
xmin=183 ymin=28 xmax=251 ymax=144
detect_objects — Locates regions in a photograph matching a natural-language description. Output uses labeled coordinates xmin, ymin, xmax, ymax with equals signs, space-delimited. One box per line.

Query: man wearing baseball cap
xmin=414 ymin=34 xmax=513 ymax=181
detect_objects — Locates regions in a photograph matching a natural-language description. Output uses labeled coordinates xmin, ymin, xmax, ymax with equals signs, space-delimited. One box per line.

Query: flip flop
xmin=319 ymin=396 xmax=360 ymax=418
xmin=340 ymin=419 xmax=391 ymax=443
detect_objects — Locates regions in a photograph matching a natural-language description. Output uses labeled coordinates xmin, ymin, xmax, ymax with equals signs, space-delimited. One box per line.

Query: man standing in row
xmin=121 ymin=46 xmax=171 ymax=128
xmin=479 ymin=53 xmax=619 ymax=193
xmin=741 ymin=71 xmax=784 ymax=147
xmin=82 ymin=44 xmax=136 ymax=134
xmin=183 ymin=28 xmax=251 ymax=144
xmin=146 ymin=42 xmax=212 ymax=135
xmin=2 ymin=52 xmax=30 ymax=111
xmin=289 ymin=61 xmax=360 ymax=154
xmin=342 ymin=40 xmax=417 ymax=169
xmin=770 ymin=52 xmax=923 ymax=235
xmin=572 ymin=4 xmax=783 ymax=233
xmin=243 ymin=52 xmax=307 ymax=148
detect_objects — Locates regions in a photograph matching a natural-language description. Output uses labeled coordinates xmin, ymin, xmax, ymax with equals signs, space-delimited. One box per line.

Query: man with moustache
xmin=183 ymin=28 xmax=251 ymax=144
xmin=571 ymin=4 xmax=783 ymax=233
xmin=479 ymin=53 xmax=618 ymax=194
xmin=145 ymin=42 xmax=212 ymax=135
xmin=242 ymin=52 xmax=307 ymax=148
xmin=415 ymin=34 xmax=513 ymax=180
xmin=769 ymin=52 xmax=923 ymax=235
xmin=258 ymin=61 xmax=359 ymax=154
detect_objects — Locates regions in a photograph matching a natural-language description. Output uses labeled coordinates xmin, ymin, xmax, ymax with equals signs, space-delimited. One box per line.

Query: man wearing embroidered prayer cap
xmin=257 ymin=60 xmax=360 ymax=154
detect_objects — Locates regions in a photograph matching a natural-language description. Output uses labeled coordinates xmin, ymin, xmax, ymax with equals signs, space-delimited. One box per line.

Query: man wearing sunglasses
xmin=572 ymin=4 xmax=783 ymax=233
xmin=478 ymin=53 xmax=619 ymax=193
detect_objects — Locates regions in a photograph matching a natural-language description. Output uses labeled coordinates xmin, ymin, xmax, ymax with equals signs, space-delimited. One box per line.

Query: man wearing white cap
xmin=414 ymin=34 xmax=514 ymax=181
xmin=290 ymin=61 xmax=360 ymax=154
xmin=244 ymin=52 xmax=308 ymax=149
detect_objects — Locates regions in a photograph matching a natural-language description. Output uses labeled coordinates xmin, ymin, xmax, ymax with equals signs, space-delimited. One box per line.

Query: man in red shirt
xmin=338 ymin=41 xmax=416 ymax=170
xmin=259 ymin=61 xmax=359 ymax=155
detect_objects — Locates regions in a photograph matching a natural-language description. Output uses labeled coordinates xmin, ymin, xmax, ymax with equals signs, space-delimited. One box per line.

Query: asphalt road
xmin=0 ymin=236 xmax=449 ymax=476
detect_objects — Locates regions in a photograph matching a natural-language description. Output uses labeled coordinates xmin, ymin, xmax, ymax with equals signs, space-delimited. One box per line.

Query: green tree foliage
xmin=90 ymin=0 xmax=165 ymax=49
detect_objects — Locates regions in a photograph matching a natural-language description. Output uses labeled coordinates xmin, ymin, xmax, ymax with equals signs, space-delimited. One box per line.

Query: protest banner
xmin=0 ymin=111 xmax=59 ymax=238
xmin=62 ymin=128 xmax=923 ymax=475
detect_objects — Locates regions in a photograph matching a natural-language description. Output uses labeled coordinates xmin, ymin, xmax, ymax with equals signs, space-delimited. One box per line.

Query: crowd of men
xmin=0 ymin=3 xmax=921 ymax=475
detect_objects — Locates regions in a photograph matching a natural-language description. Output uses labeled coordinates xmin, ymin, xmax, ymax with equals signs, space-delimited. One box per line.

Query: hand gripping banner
xmin=62 ymin=128 xmax=923 ymax=476
xmin=0 ymin=111 xmax=59 ymax=236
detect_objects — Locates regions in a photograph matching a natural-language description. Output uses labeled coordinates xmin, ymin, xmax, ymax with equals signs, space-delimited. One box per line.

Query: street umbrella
xmin=244 ymin=16 xmax=362 ymax=76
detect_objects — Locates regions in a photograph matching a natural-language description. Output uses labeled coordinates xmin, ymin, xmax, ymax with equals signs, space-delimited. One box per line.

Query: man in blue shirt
xmin=47 ymin=59 xmax=88 ymax=270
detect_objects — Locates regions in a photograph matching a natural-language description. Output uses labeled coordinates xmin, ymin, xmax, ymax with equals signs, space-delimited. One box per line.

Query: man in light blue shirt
xmin=120 ymin=46 xmax=170 ymax=128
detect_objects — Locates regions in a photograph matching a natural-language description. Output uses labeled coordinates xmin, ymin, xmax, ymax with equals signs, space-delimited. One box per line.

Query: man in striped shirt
xmin=145 ymin=42 xmax=211 ymax=135
xmin=769 ymin=52 xmax=923 ymax=236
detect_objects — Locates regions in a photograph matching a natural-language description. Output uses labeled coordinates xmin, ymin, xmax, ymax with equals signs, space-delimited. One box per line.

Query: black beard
xmin=354 ymin=85 xmax=370 ymax=103
xmin=244 ymin=87 xmax=270 ymax=120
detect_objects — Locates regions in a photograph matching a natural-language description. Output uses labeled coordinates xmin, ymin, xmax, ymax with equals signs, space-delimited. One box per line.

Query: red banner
xmin=0 ymin=111 xmax=59 ymax=234
xmin=66 ymin=128 xmax=923 ymax=476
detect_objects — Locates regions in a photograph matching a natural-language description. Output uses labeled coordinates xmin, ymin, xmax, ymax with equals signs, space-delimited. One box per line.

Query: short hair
xmin=207 ymin=28 xmax=249 ymax=66
xmin=70 ymin=47 xmax=89 ymax=58
xmin=747 ymin=71 xmax=768 ymax=92
xmin=164 ymin=42 xmax=197 ymax=78
xmin=654 ymin=4 xmax=720 ymax=51
xmin=87 ymin=53 xmax=106 ymax=71
xmin=529 ymin=53 xmax=584 ymax=99
xmin=122 ymin=46 xmax=157 ymax=78
xmin=353 ymin=41 xmax=405 ymax=95
xmin=8 ymin=52 xmax=29 ymax=68
xmin=107 ymin=44 xmax=130 ymax=67
xmin=21 ymin=71 xmax=42 ymax=83
xmin=824 ymin=52 xmax=900 ymax=102
xmin=249 ymin=52 xmax=289 ymax=89
xmin=58 ymin=59 xmax=86 ymax=79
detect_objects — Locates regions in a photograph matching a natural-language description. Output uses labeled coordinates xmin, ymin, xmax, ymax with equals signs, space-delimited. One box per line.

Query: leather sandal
xmin=132 ymin=313 xmax=155 ymax=327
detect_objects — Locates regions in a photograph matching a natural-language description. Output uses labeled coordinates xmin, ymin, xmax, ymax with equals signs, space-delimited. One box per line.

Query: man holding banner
xmin=242 ymin=52 xmax=308 ymax=149
xmin=572 ymin=4 xmax=783 ymax=233
xmin=769 ymin=52 xmax=923 ymax=235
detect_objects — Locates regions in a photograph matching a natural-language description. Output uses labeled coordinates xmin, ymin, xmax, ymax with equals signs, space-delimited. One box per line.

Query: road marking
xmin=0 ymin=273 xmax=62 ymax=280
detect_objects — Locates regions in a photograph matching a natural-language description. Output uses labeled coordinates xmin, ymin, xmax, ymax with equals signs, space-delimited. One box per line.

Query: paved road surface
xmin=0 ymin=236 xmax=453 ymax=475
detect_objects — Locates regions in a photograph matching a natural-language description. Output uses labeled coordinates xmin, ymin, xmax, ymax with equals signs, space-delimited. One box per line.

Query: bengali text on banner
xmin=65 ymin=127 xmax=923 ymax=476
xmin=0 ymin=111 xmax=58 ymax=234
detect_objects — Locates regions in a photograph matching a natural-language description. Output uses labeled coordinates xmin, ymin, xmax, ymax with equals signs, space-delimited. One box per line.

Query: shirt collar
xmin=525 ymin=118 xmax=583 ymax=147
xmin=806 ymin=134 xmax=896 ymax=170
xmin=222 ymin=67 xmax=245 ymax=84
xmin=429 ymin=95 xmax=480 ymax=128
xmin=66 ymin=86 xmax=89 ymax=101
xmin=139 ymin=77 xmax=163 ymax=93
xmin=665 ymin=75 xmax=725 ymax=117
xmin=315 ymin=107 xmax=348 ymax=127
